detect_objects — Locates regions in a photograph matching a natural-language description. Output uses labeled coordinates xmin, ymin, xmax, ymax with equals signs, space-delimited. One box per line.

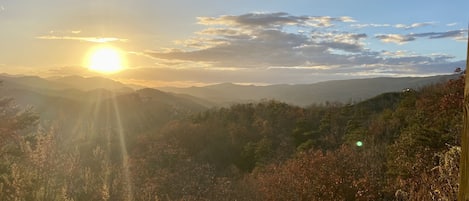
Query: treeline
xmin=0 ymin=75 xmax=464 ymax=200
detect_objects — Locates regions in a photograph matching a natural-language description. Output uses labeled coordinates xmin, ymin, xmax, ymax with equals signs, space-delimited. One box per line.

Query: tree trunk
xmin=458 ymin=30 xmax=469 ymax=201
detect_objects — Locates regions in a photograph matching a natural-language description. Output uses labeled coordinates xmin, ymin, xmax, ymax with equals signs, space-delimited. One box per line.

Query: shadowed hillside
xmin=0 ymin=75 xmax=208 ymax=142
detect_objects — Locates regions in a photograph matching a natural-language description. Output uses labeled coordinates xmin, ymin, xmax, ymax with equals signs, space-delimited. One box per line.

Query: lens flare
xmin=356 ymin=141 xmax=363 ymax=147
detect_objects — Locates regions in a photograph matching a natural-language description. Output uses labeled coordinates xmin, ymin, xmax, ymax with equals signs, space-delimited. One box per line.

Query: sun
xmin=85 ymin=46 xmax=126 ymax=74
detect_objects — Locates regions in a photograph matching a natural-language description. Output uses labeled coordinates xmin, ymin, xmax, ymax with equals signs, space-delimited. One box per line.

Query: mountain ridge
xmin=1 ymin=73 xmax=460 ymax=107
xmin=159 ymin=74 xmax=459 ymax=106
xmin=0 ymin=75 xmax=210 ymax=136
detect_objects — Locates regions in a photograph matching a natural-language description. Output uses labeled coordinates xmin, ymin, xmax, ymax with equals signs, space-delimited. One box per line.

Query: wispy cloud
xmin=36 ymin=35 xmax=127 ymax=43
xmin=351 ymin=22 xmax=434 ymax=30
xmin=446 ymin=22 xmax=458 ymax=27
xmin=375 ymin=34 xmax=415 ymax=44
xmin=375 ymin=29 xmax=468 ymax=44
xmin=381 ymin=50 xmax=414 ymax=57
xmin=350 ymin=23 xmax=391 ymax=28
xmin=394 ymin=22 xmax=435 ymax=29
xmin=412 ymin=30 xmax=468 ymax=40
xmin=306 ymin=16 xmax=355 ymax=27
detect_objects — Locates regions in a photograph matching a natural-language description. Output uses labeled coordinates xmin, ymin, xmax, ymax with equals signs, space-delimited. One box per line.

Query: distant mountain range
xmin=1 ymin=73 xmax=460 ymax=111
xmin=159 ymin=74 xmax=460 ymax=106
xmin=0 ymin=73 xmax=460 ymax=140
xmin=0 ymin=74 xmax=208 ymax=139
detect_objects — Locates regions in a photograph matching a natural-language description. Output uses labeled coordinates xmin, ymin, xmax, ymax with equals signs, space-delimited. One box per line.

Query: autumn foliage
xmin=0 ymin=75 xmax=465 ymax=200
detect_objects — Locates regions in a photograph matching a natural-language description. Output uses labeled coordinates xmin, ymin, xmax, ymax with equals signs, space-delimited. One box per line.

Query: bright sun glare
xmin=86 ymin=46 xmax=126 ymax=74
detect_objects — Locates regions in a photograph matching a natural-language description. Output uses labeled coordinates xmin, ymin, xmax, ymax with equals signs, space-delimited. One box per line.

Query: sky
xmin=0 ymin=0 xmax=468 ymax=87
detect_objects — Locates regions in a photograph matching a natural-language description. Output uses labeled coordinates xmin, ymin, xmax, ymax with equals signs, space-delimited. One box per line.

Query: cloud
xmin=381 ymin=50 xmax=413 ymax=57
xmin=139 ymin=12 xmax=463 ymax=85
xmin=376 ymin=29 xmax=468 ymax=44
xmin=197 ymin=12 xmax=355 ymax=28
xmin=148 ymin=28 xmax=369 ymax=68
xmin=306 ymin=16 xmax=355 ymax=27
xmin=149 ymin=30 xmax=311 ymax=67
xmin=36 ymin=35 xmax=127 ymax=43
xmin=446 ymin=23 xmax=458 ymax=27
xmin=196 ymin=28 xmax=251 ymax=38
xmin=148 ymin=13 xmax=365 ymax=68
xmin=311 ymin=32 xmax=367 ymax=52
xmin=412 ymin=30 xmax=468 ymax=40
xmin=395 ymin=22 xmax=435 ymax=29
xmin=375 ymin=34 xmax=415 ymax=44
xmin=382 ymin=54 xmax=455 ymax=66
xmin=174 ymin=37 xmax=231 ymax=49
xmin=350 ymin=23 xmax=391 ymax=28
xmin=197 ymin=12 xmax=307 ymax=27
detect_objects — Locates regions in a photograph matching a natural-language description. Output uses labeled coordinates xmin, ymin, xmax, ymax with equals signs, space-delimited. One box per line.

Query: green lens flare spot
xmin=356 ymin=141 xmax=363 ymax=147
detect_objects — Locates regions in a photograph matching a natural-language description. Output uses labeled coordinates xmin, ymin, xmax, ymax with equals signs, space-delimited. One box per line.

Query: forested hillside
xmin=0 ymin=75 xmax=464 ymax=200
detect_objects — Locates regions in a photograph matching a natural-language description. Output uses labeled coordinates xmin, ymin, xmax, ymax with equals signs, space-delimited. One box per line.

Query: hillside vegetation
xmin=0 ymin=75 xmax=464 ymax=200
